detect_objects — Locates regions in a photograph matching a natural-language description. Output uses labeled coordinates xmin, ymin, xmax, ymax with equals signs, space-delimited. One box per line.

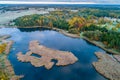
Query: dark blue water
xmin=0 ymin=28 xmax=106 ymax=80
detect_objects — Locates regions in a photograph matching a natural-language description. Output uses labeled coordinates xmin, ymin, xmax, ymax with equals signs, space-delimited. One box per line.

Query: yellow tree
xmin=68 ymin=17 xmax=86 ymax=30
xmin=36 ymin=16 xmax=45 ymax=26
xmin=36 ymin=19 xmax=42 ymax=26
xmin=116 ymin=23 xmax=120 ymax=28
xmin=0 ymin=43 xmax=7 ymax=54
xmin=48 ymin=21 xmax=53 ymax=28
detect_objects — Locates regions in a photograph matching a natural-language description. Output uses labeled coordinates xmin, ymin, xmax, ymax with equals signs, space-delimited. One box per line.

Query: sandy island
xmin=17 ymin=40 xmax=78 ymax=69
xmin=93 ymin=52 xmax=120 ymax=80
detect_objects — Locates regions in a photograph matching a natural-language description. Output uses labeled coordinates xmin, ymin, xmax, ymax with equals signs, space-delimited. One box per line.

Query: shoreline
xmin=4 ymin=41 xmax=23 ymax=80
xmin=82 ymin=36 xmax=120 ymax=55
xmin=0 ymin=36 xmax=23 ymax=80
xmin=0 ymin=35 xmax=11 ymax=42
xmin=7 ymin=26 xmax=119 ymax=55
xmin=18 ymin=26 xmax=80 ymax=38
xmin=93 ymin=52 xmax=120 ymax=80
xmin=52 ymin=27 xmax=80 ymax=38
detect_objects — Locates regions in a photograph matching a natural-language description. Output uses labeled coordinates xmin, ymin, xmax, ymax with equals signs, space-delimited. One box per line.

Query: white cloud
xmin=0 ymin=1 xmax=96 ymax=4
xmin=1 ymin=0 xmax=120 ymax=3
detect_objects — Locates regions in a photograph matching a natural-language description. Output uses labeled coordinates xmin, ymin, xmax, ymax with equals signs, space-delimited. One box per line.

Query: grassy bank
xmin=0 ymin=36 xmax=23 ymax=80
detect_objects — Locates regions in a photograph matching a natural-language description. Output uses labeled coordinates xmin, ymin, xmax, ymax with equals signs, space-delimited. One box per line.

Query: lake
xmin=0 ymin=27 xmax=106 ymax=80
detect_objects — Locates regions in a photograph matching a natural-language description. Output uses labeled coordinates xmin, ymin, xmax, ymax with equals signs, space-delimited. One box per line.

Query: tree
xmin=116 ymin=23 xmax=120 ymax=28
xmin=0 ymin=43 xmax=7 ymax=54
xmin=68 ymin=17 xmax=86 ymax=30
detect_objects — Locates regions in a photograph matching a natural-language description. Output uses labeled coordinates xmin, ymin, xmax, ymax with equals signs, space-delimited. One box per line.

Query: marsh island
xmin=17 ymin=40 xmax=78 ymax=69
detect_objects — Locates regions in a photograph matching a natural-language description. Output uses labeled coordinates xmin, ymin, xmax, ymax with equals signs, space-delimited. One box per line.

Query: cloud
xmin=0 ymin=0 xmax=120 ymax=4
xmin=0 ymin=1 xmax=95 ymax=4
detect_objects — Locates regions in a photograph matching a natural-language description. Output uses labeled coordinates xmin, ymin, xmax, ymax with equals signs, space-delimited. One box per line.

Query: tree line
xmin=13 ymin=11 xmax=120 ymax=52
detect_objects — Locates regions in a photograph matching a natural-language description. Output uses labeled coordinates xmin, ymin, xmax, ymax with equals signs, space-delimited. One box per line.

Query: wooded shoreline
xmin=14 ymin=26 xmax=120 ymax=55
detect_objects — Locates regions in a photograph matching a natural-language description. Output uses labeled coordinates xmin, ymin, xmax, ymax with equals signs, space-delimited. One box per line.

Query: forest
xmin=13 ymin=7 xmax=120 ymax=53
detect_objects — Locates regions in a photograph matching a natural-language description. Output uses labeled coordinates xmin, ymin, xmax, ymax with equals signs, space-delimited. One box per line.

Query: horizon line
xmin=0 ymin=1 xmax=120 ymax=5
xmin=0 ymin=1 xmax=96 ymax=4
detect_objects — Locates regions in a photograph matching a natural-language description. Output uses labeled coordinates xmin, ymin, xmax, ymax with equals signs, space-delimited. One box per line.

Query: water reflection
xmin=0 ymin=28 xmax=106 ymax=80
xmin=18 ymin=27 xmax=51 ymax=32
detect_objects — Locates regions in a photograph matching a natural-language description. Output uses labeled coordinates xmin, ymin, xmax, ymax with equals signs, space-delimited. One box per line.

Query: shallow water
xmin=0 ymin=27 xmax=106 ymax=80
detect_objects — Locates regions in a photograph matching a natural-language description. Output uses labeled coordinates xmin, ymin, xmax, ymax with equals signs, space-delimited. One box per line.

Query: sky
xmin=0 ymin=0 xmax=120 ymax=4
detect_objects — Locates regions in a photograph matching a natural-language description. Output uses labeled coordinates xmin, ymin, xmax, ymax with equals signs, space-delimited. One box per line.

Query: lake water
xmin=0 ymin=28 xmax=106 ymax=80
